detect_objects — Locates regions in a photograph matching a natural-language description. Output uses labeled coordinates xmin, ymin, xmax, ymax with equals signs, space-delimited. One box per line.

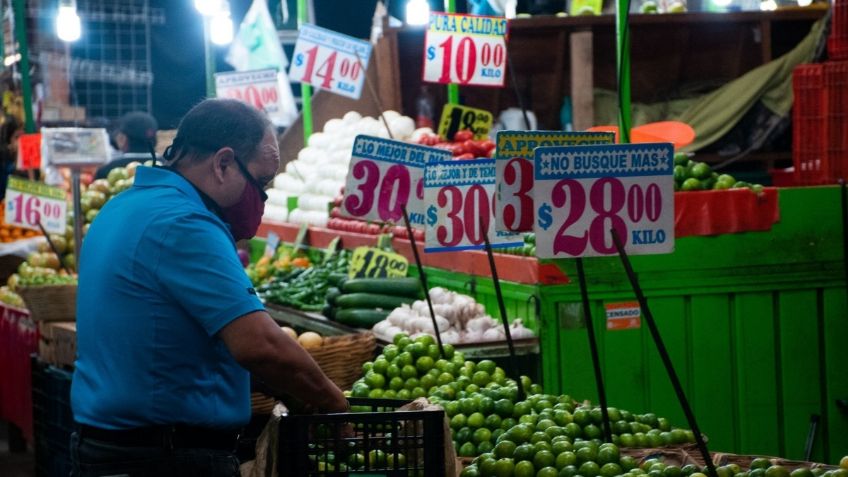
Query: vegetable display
xmin=258 ymin=249 xmax=350 ymax=312
xmin=324 ymin=277 xmax=422 ymax=328
xmin=413 ymin=128 xmax=497 ymax=160
xmin=673 ymin=153 xmax=763 ymax=193
xmin=350 ymin=333 xmax=698 ymax=463
xmin=371 ymin=287 xmax=535 ymax=344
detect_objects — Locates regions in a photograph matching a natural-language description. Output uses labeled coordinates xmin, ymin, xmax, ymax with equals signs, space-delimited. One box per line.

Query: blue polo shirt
xmin=71 ymin=166 xmax=264 ymax=430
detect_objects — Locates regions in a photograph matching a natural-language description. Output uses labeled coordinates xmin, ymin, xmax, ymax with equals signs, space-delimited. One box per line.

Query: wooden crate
xmin=38 ymin=321 xmax=76 ymax=369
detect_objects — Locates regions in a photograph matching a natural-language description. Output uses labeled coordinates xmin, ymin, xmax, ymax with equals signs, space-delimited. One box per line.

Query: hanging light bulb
xmin=797 ymin=0 xmax=812 ymax=6
xmin=194 ymin=0 xmax=222 ymax=17
xmin=760 ymin=0 xmax=777 ymax=10
xmin=56 ymin=1 xmax=82 ymax=42
xmin=209 ymin=9 xmax=234 ymax=45
xmin=406 ymin=0 xmax=431 ymax=26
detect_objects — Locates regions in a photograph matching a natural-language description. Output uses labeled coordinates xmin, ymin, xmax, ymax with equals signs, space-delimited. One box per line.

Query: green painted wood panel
xmin=643 ymin=296 xmax=688 ymax=428
xmin=733 ymin=292 xmax=781 ymax=455
xmin=778 ymin=290 xmax=824 ymax=461
xmin=821 ymin=288 xmax=848 ymax=461
xmin=690 ymin=294 xmax=737 ymax=452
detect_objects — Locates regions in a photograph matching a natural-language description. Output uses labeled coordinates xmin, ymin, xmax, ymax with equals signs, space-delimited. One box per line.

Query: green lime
xmin=459 ymin=442 xmax=478 ymax=457
xmin=473 ymin=371 xmax=492 ymax=387
xmin=534 ymin=450 xmax=556 ymax=469
xmin=404 ymin=377 xmax=419 ymax=391
xmin=620 ymin=456 xmax=637 ymax=471
xmin=681 ymin=465 xmax=700 ymax=476
xmin=553 ymin=411 xmax=573 ymax=427
xmin=750 ymin=460 xmax=771 ymax=471
xmin=393 ymin=333 xmax=409 ymax=346
xmin=534 ymin=442 xmax=553 ymax=455
xmin=791 ymin=470 xmax=815 ymax=477
xmin=515 ymin=460 xmax=536 ymax=477
xmin=559 ymin=465 xmax=579 ymax=477
xmin=556 ymin=452 xmax=578 ymax=470
xmin=396 ymin=351 xmax=414 ymax=367
xmin=495 ymin=399 xmax=515 ymax=418
xmin=552 ymin=440 xmax=573 ymax=455
xmin=368 ymin=449 xmax=387 ymax=467
xmin=411 ymin=386 xmax=426 ymax=398
xmin=352 ymin=382 xmax=369 ymax=397
xmin=416 ymin=356 xmax=435 ymax=373
xmin=575 ymin=446 xmax=597 ymax=464
xmin=633 ymin=433 xmax=648 ymax=448
xmin=400 ymin=364 xmax=418 ymax=380
xmin=545 ymin=426 xmax=565 ymax=440
xmin=573 ymin=409 xmax=591 ymax=427
xmin=386 ymin=452 xmax=406 ymax=468
xmin=564 ymin=423 xmax=583 ymax=439
xmin=387 ymin=376 xmax=404 ymax=391
xmin=419 ymin=373 xmax=437 ymax=391
xmin=681 ymin=178 xmax=701 ymax=191
xmin=396 ymin=388 xmax=411 ymax=400
xmin=765 ymin=466 xmax=791 ymax=477
xmin=534 ymin=400 xmax=554 ymax=413
xmin=691 ymin=162 xmax=711 ymax=179
xmin=597 ymin=444 xmax=619 ymax=465
xmin=443 ymin=343 xmax=455 ymax=359
xmin=664 ymin=466 xmax=682 ymax=477
xmin=530 ymin=431 xmax=549 ymax=444
xmin=537 ymin=419 xmax=556 ymax=432
xmin=538 ymin=466 xmax=559 ymax=477
xmin=494 ymin=440 xmax=517 ymax=459
xmin=501 ymin=418 xmax=518 ymax=431
xmin=426 ymin=344 xmax=441 ymax=360
xmin=461 ymin=465 xmax=481 ymax=477
xmin=514 ymin=443 xmax=536 ymax=462
xmin=514 ymin=401 xmax=533 ymax=419
xmin=494 ymin=458 xmax=515 ymax=477
xmin=618 ymin=433 xmax=635 ymax=447
xmin=437 ymin=372 xmax=454 ymax=386
xmin=452 ymin=413 xmax=468 ymax=430
xmin=382 ymin=344 xmax=399 ymax=360
xmin=583 ymin=424 xmax=602 ymax=440
xmin=382 ymin=389 xmax=397 ymax=399
xmin=385 ymin=364 xmax=401 ymax=379
xmin=469 ymin=412 xmax=486 ymax=429
xmin=580 ymin=461 xmax=601 ymax=477
xmin=347 ymin=452 xmax=365 ymax=469
xmin=456 ymin=427 xmax=473 ymax=444
xmin=673 ymin=153 xmax=689 ymax=166
xmin=474 ymin=427 xmax=493 ymax=444
xmin=415 ymin=333 xmax=435 ymax=347
xmin=479 ymin=397 xmax=495 ymax=415
xmin=365 ymin=372 xmax=385 ymax=389
xmin=601 ymin=464 xmax=623 ymax=477
xmin=521 ymin=415 xmax=539 ymax=426
xmin=511 ymin=424 xmax=534 ymax=444
xmin=673 ymin=165 xmax=687 ymax=182
xmin=486 ymin=414 xmax=503 ymax=430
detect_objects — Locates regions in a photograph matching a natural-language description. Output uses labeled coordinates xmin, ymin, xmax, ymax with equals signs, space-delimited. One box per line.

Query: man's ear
xmin=115 ymin=132 xmax=128 ymax=152
xmin=210 ymin=147 xmax=236 ymax=184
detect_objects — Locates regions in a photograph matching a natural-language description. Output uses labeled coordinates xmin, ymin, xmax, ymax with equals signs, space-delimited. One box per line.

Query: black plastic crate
xmin=31 ymin=356 xmax=75 ymax=477
xmin=277 ymin=398 xmax=446 ymax=476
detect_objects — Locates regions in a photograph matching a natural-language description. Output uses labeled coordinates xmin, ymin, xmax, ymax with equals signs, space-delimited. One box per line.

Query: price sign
xmin=4 ymin=177 xmax=67 ymax=234
xmin=215 ymin=69 xmax=288 ymax=125
xmin=533 ymin=143 xmax=675 ymax=258
xmin=495 ymin=131 xmax=615 ymax=233
xmin=423 ymin=13 xmax=508 ymax=87
xmin=342 ymin=135 xmax=451 ymax=227
xmin=289 ymin=24 xmax=372 ymax=100
xmin=424 ymin=159 xmax=523 ymax=252
xmin=41 ymin=128 xmax=110 ymax=167
xmin=438 ymin=104 xmax=493 ymax=141
xmin=349 ymin=246 xmax=409 ymax=279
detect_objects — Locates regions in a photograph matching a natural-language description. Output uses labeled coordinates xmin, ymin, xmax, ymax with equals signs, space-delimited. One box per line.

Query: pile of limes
xmin=349 ymin=334 xmax=699 ymax=460
xmin=673 ymin=153 xmax=763 ymax=193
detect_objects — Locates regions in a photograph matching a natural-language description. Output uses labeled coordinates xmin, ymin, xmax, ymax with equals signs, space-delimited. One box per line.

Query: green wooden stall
xmin=532 ymin=186 xmax=847 ymax=463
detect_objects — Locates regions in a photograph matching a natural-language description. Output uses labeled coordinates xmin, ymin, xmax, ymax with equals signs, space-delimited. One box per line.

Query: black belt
xmin=79 ymin=424 xmax=241 ymax=451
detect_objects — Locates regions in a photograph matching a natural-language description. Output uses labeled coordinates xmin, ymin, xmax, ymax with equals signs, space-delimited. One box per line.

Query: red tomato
xmin=479 ymin=140 xmax=496 ymax=154
xmin=454 ymin=130 xmax=474 ymax=142
xmin=455 ymin=153 xmax=475 ymax=160
xmin=367 ymin=223 xmax=381 ymax=234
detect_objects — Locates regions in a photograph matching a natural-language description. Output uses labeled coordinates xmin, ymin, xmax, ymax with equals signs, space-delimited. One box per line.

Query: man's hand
xmin=219 ymin=310 xmax=347 ymax=413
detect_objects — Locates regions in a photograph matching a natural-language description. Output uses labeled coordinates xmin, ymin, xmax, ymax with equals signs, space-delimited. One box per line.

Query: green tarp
xmin=594 ymin=18 xmax=826 ymax=152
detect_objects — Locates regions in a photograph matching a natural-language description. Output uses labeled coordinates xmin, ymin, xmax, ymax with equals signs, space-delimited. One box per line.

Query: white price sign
xmin=533 ymin=143 xmax=675 ymax=258
xmin=495 ymin=131 xmax=615 ymax=233
xmin=4 ymin=177 xmax=67 ymax=234
xmin=424 ymin=159 xmax=523 ymax=252
xmin=341 ymin=136 xmax=451 ymax=227
xmin=215 ymin=69 xmax=287 ymax=126
xmin=289 ymin=24 xmax=372 ymax=100
xmin=423 ymin=13 xmax=508 ymax=87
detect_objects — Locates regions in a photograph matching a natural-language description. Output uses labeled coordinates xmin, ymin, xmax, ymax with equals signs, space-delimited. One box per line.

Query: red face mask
xmin=221 ymin=157 xmax=268 ymax=241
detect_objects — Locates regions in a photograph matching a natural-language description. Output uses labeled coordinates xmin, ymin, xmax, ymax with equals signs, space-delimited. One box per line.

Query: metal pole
xmin=297 ymin=0 xmax=313 ymax=142
xmin=444 ymin=0 xmax=459 ymax=105
xmin=72 ymin=169 xmax=83 ymax=268
xmin=616 ymin=0 xmax=631 ymax=143
xmin=576 ymin=258 xmax=613 ymax=443
xmin=13 ymin=0 xmax=36 ymax=133
xmin=203 ymin=17 xmax=215 ymax=97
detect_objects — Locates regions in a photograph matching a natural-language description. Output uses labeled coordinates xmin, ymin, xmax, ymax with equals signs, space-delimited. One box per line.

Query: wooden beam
xmin=570 ymin=30 xmax=594 ymax=131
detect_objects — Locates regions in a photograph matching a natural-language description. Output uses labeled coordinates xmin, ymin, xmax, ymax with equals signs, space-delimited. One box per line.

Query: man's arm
xmin=218 ymin=310 xmax=348 ymax=413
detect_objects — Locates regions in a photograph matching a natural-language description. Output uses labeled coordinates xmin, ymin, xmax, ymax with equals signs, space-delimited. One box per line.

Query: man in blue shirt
xmin=70 ymin=99 xmax=347 ymax=476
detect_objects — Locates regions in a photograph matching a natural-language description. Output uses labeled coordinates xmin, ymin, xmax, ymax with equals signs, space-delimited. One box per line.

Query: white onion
xmin=323 ymin=118 xmax=345 ymax=134
xmin=307 ymin=132 xmax=330 ymax=149
xmin=343 ymin=111 xmax=362 ymax=123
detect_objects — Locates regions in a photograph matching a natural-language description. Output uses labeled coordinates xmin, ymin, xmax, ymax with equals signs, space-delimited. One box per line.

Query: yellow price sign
xmin=438 ymin=104 xmax=493 ymax=141
xmin=348 ymin=247 xmax=409 ymax=279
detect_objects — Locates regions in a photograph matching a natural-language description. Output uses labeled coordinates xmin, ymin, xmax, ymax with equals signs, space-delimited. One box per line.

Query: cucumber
xmin=328 ymin=273 xmax=348 ymax=288
xmin=325 ymin=287 xmax=342 ymax=305
xmin=335 ymin=308 xmax=390 ymax=328
xmin=322 ymin=304 xmax=335 ymax=320
xmin=341 ymin=277 xmax=422 ymax=297
xmin=335 ymin=293 xmax=413 ymax=310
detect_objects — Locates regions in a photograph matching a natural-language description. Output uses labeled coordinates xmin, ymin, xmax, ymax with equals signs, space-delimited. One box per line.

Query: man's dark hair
xmin=117 ymin=112 xmax=158 ymax=152
xmin=164 ymin=99 xmax=272 ymax=165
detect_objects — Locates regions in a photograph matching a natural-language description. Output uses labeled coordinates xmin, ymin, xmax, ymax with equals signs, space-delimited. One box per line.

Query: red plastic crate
xmin=830 ymin=0 xmax=848 ymax=60
xmin=825 ymin=60 xmax=848 ymax=180
xmin=792 ymin=63 xmax=827 ymax=185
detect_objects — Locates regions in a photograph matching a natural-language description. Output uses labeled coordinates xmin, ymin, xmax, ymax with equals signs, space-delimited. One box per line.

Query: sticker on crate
xmin=605 ymin=301 xmax=641 ymax=330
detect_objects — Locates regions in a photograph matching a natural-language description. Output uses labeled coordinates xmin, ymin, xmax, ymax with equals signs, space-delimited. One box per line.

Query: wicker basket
xmin=18 ymin=284 xmax=77 ymax=322
xmin=307 ymin=331 xmax=376 ymax=391
xmin=710 ymin=453 xmax=839 ymax=471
